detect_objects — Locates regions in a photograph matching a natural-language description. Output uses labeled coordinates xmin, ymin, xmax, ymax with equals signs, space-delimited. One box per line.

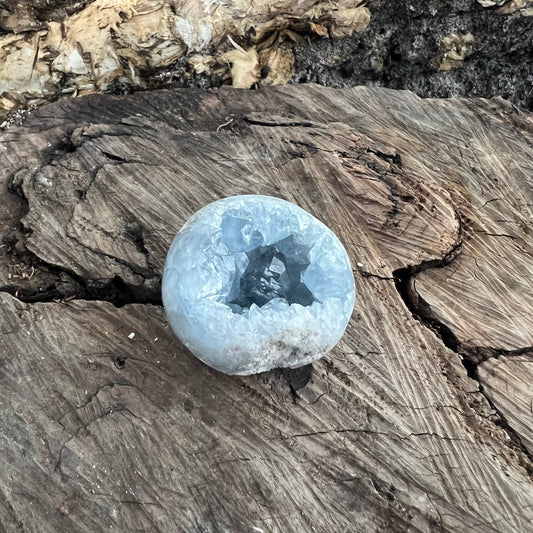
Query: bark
xmin=2 ymin=0 xmax=533 ymax=120
xmin=0 ymin=84 xmax=532 ymax=532
xmin=0 ymin=0 xmax=370 ymax=116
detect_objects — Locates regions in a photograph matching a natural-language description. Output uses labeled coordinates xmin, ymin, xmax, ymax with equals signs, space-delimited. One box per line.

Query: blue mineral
xmin=162 ymin=195 xmax=355 ymax=375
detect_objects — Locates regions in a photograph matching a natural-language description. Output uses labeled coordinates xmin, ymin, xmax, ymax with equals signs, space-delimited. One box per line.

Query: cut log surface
xmin=478 ymin=355 xmax=533 ymax=456
xmin=0 ymin=85 xmax=532 ymax=532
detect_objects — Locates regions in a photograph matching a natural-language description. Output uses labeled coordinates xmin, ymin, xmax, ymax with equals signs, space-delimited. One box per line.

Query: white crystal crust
xmin=162 ymin=195 xmax=356 ymax=375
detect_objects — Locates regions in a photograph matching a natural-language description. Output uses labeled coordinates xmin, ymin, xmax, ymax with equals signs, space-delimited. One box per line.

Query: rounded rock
xmin=162 ymin=195 xmax=355 ymax=375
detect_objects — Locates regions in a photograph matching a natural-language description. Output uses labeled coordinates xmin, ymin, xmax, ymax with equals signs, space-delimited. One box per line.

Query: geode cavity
xmin=162 ymin=195 xmax=355 ymax=375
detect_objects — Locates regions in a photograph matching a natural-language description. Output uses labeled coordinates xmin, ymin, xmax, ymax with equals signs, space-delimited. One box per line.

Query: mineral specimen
xmin=162 ymin=195 xmax=355 ymax=375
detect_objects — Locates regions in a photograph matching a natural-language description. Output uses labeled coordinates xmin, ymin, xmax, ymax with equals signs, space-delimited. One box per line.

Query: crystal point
xmin=162 ymin=195 xmax=356 ymax=375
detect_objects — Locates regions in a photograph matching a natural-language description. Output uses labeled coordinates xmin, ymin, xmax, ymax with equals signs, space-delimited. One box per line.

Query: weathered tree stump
xmin=0 ymin=85 xmax=532 ymax=532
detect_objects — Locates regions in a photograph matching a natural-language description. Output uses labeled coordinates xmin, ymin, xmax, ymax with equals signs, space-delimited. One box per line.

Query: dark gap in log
xmin=394 ymin=269 xmax=461 ymax=354
xmin=0 ymin=266 xmax=162 ymax=307
xmin=392 ymin=209 xmax=464 ymax=360
xmin=0 ymin=221 xmax=162 ymax=307
xmin=3 ymin=144 xmax=162 ymax=307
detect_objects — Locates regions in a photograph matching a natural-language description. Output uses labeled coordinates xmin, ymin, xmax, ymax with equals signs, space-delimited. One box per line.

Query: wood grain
xmin=0 ymin=282 xmax=531 ymax=532
xmin=0 ymin=85 xmax=532 ymax=532
xmin=478 ymin=354 xmax=533 ymax=455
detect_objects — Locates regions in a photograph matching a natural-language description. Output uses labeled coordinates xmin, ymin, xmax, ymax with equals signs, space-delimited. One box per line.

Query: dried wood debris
xmin=0 ymin=0 xmax=371 ymax=114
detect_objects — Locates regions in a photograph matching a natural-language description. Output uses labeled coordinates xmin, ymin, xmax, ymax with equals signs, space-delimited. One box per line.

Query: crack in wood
xmin=288 ymin=428 xmax=471 ymax=443
xmin=393 ymin=226 xmax=533 ymax=469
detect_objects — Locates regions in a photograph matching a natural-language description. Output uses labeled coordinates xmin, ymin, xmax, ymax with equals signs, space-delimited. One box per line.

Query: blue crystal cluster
xmin=162 ymin=195 xmax=355 ymax=375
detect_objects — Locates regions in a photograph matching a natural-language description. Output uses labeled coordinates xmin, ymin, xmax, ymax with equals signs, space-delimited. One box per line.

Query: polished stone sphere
xmin=162 ymin=195 xmax=355 ymax=375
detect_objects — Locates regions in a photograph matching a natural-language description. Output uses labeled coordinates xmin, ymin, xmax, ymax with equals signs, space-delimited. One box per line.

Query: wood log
xmin=0 ymin=85 xmax=532 ymax=532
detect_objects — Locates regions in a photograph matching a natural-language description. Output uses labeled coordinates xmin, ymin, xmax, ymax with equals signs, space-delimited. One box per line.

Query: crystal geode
xmin=162 ymin=195 xmax=355 ymax=375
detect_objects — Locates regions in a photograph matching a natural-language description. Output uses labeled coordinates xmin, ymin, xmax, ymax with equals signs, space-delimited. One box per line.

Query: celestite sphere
xmin=162 ymin=195 xmax=355 ymax=375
